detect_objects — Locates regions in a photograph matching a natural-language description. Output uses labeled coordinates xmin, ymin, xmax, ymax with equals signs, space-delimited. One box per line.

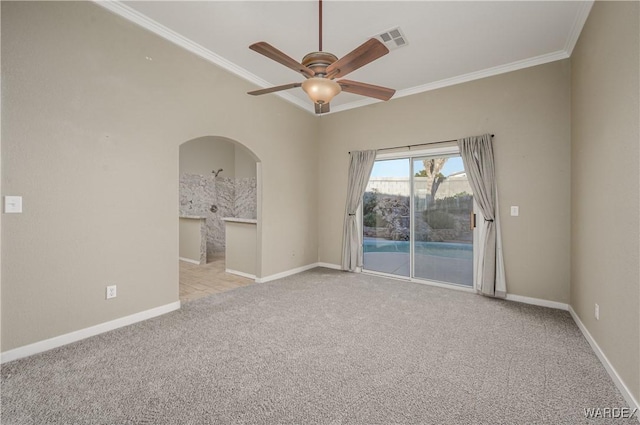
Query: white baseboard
xmin=505 ymin=293 xmax=569 ymax=311
xmin=1 ymin=301 xmax=181 ymax=364
xmin=225 ymin=269 xmax=256 ymax=280
xmin=253 ymin=262 xmax=342 ymax=284
xmin=355 ymin=268 xmax=570 ymax=310
xmin=256 ymin=262 xmax=323 ymax=283
xmin=179 ymin=257 xmax=200 ymax=265
xmin=569 ymin=306 xmax=640 ymax=416
xmin=505 ymin=295 xmax=639 ymax=414
xmin=317 ymin=262 xmax=342 ymax=270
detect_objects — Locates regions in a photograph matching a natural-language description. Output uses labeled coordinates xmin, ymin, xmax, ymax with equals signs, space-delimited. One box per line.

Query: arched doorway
xmin=177 ymin=136 xmax=261 ymax=302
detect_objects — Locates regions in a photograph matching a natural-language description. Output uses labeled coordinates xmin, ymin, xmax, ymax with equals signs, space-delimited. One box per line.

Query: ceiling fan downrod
xmin=319 ymin=0 xmax=323 ymax=52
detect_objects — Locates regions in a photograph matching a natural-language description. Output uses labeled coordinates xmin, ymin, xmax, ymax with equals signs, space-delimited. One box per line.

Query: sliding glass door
xmin=412 ymin=155 xmax=473 ymax=286
xmin=363 ymin=151 xmax=474 ymax=287
xmin=362 ymin=159 xmax=410 ymax=277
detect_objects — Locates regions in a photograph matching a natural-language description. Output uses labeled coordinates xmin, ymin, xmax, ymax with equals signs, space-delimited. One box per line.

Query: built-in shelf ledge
xmin=179 ymin=214 xmax=207 ymax=220
xmin=222 ymin=217 xmax=257 ymax=224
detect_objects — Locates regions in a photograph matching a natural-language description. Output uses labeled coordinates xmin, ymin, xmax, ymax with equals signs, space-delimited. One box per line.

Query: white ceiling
xmin=99 ymin=1 xmax=593 ymax=115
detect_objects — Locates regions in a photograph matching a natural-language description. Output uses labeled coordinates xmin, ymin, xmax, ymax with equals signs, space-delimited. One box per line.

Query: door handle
xmin=470 ymin=212 xmax=476 ymax=230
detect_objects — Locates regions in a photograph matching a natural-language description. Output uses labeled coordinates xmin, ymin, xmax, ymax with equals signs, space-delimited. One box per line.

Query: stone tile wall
xmin=179 ymin=174 xmax=257 ymax=258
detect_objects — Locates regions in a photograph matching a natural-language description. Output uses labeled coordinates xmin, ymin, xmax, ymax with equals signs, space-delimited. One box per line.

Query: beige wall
xmin=1 ymin=1 xmax=318 ymax=351
xmin=179 ymin=218 xmax=204 ymax=264
xmin=318 ymin=60 xmax=572 ymax=304
xmin=571 ymin=1 xmax=640 ymax=403
xmin=0 ymin=0 xmax=3 ymax=355
xmin=179 ymin=136 xmax=257 ymax=178
xmin=235 ymin=145 xmax=257 ymax=178
xmin=225 ymin=222 xmax=257 ymax=276
xmin=179 ymin=136 xmax=236 ymax=176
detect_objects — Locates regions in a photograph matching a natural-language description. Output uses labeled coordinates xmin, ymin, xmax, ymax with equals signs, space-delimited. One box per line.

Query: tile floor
xmin=179 ymin=253 xmax=254 ymax=302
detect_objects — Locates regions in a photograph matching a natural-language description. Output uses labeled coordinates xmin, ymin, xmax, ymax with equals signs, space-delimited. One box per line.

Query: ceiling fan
xmin=247 ymin=0 xmax=396 ymax=114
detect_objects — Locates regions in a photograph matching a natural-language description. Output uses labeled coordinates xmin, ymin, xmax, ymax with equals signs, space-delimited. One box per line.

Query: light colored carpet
xmin=1 ymin=268 xmax=635 ymax=424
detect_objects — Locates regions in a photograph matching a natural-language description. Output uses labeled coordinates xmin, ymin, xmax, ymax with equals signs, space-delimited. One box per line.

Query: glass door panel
xmin=362 ymin=158 xmax=410 ymax=277
xmin=412 ymin=156 xmax=473 ymax=286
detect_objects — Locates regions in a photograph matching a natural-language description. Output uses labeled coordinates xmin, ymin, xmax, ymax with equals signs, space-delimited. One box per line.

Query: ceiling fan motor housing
xmin=301 ymin=52 xmax=338 ymax=77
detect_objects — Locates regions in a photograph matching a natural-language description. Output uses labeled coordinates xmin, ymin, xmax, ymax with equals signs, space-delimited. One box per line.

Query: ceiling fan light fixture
xmin=301 ymin=77 xmax=341 ymax=105
xmin=247 ymin=0 xmax=394 ymax=114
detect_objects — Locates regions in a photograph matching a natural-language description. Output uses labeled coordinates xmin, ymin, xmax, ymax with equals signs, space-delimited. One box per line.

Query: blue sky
xmin=370 ymin=157 xmax=464 ymax=178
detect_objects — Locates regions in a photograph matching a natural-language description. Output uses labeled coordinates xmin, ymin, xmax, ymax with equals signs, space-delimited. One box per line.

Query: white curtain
xmin=341 ymin=150 xmax=376 ymax=272
xmin=458 ymin=134 xmax=506 ymax=298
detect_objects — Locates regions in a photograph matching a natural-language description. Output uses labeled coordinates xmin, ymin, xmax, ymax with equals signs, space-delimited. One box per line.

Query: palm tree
xmin=415 ymin=158 xmax=448 ymax=204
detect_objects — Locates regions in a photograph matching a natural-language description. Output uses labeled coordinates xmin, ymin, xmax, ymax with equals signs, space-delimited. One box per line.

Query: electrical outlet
xmin=106 ymin=285 xmax=117 ymax=300
xmin=595 ymin=303 xmax=599 ymax=320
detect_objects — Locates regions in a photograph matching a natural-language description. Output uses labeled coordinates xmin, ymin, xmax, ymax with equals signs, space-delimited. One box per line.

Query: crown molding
xmin=394 ymin=50 xmax=570 ymax=100
xmin=94 ymin=0 xmax=314 ymax=114
xmin=564 ymin=0 xmax=594 ymax=56
xmin=94 ymin=0 xmax=588 ymax=118
xmin=331 ymin=49 xmax=570 ymax=115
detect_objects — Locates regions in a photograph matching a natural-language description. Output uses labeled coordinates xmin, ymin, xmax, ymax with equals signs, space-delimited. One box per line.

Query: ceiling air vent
xmin=374 ymin=27 xmax=408 ymax=50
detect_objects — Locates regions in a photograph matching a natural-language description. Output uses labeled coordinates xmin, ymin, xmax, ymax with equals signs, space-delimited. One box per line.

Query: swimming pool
xmin=363 ymin=238 xmax=472 ymax=260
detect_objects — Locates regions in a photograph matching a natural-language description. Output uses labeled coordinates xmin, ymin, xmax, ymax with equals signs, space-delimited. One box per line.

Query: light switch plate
xmin=4 ymin=196 xmax=23 ymax=213
xmin=510 ymin=206 xmax=519 ymax=216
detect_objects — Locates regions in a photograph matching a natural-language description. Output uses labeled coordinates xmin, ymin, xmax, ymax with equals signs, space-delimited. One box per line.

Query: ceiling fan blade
xmin=325 ymin=39 xmax=389 ymax=79
xmin=315 ymin=103 xmax=330 ymax=114
xmin=338 ymin=80 xmax=395 ymax=101
xmin=248 ymin=82 xmax=302 ymax=96
xmin=250 ymin=42 xmax=315 ymax=78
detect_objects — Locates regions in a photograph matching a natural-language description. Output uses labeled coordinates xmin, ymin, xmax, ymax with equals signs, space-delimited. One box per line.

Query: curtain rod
xmin=348 ymin=134 xmax=494 ymax=155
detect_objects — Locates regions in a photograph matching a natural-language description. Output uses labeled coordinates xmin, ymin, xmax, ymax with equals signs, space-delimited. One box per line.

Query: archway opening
xmin=178 ymin=136 xmax=261 ymax=302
